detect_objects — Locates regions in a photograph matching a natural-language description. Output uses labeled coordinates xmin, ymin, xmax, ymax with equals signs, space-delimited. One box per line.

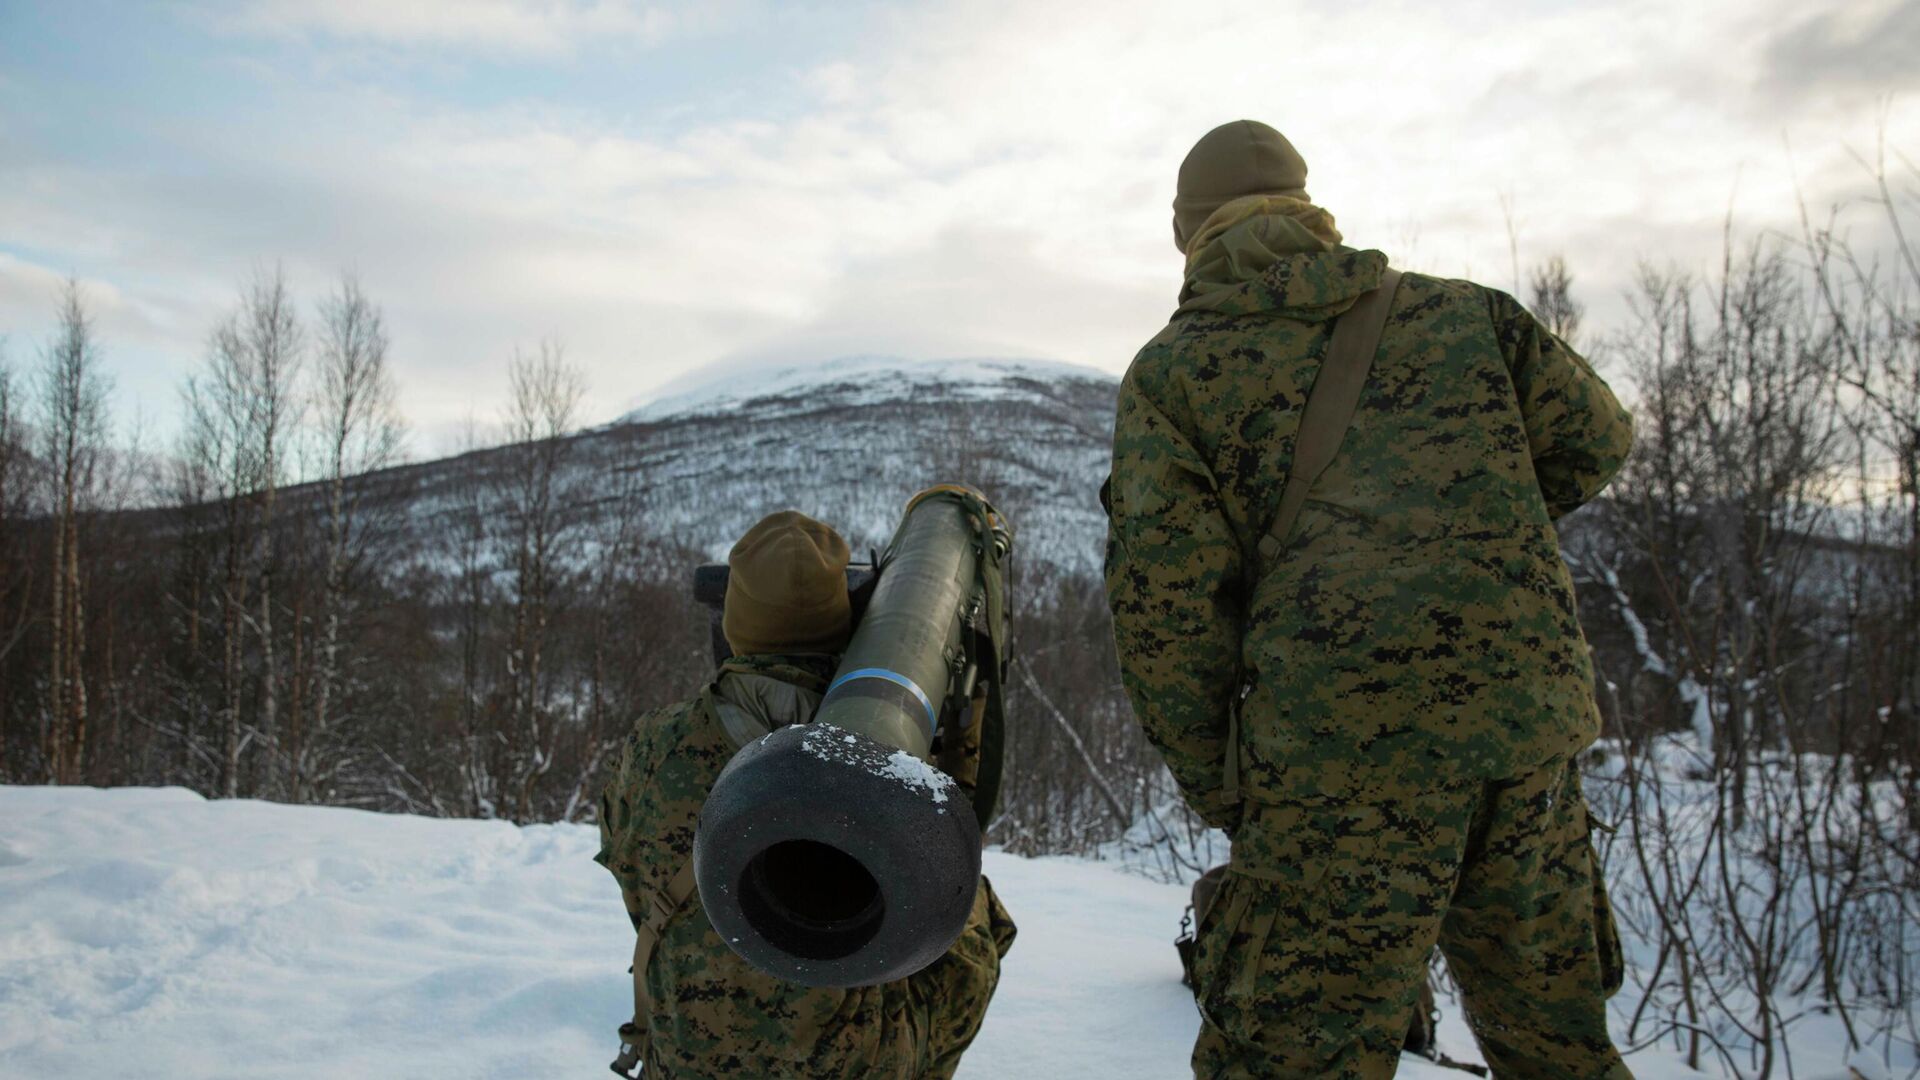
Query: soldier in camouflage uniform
xmin=597 ymin=511 xmax=1016 ymax=1079
xmin=1104 ymin=120 xmax=1635 ymax=1078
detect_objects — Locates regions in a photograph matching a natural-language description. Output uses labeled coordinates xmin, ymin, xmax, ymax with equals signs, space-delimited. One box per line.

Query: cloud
xmin=0 ymin=258 xmax=158 ymax=347
xmin=1765 ymin=0 xmax=1920 ymax=96
xmin=695 ymin=224 xmax=1171 ymax=385
xmin=7 ymin=0 xmax=1918 ymax=453
xmin=197 ymin=0 xmax=731 ymax=55
xmin=0 ymin=252 xmax=189 ymax=439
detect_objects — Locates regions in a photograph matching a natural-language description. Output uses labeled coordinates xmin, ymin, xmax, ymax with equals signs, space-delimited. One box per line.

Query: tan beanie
xmin=723 ymin=511 xmax=853 ymax=657
xmin=1172 ymin=120 xmax=1311 ymax=254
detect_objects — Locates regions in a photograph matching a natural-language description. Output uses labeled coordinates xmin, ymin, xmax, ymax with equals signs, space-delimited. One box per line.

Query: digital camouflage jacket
xmin=596 ymin=654 xmax=1014 ymax=1080
xmin=1104 ymin=220 xmax=1633 ymax=826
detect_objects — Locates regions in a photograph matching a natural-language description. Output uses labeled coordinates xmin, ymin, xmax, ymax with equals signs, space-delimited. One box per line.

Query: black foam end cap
xmin=693 ymin=723 xmax=981 ymax=988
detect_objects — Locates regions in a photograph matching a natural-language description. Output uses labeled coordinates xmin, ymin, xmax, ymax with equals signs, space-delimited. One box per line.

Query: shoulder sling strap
xmin=612 ymin=860 xmax=699 ymax=1077
xmin=1257 ymin=267 xmax=1403 ymax=564
xmin=1221 ymin=267 xmax=1402 ymax=807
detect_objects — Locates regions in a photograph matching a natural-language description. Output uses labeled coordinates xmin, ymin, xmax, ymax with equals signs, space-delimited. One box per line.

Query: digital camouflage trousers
xmin=1190 ymin=759 xmax=1630 ymax=1079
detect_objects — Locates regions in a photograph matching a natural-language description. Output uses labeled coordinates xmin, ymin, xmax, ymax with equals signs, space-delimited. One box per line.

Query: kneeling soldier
xmin=597 ymin=510 xmax=1015 ymax=1079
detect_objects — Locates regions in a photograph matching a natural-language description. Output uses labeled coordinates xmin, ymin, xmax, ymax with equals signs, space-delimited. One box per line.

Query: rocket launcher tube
xmin=812 ymin=491 xmax=979 ymax=755
xmin=693 ymin=486 xmax=1010 ymax=988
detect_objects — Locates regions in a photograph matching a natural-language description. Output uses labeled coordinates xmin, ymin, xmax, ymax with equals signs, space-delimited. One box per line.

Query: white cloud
xmin=201 ymin=0 xmax=727 ymax=55
xmin=8 ymin=0 xmax=1918 ymax=450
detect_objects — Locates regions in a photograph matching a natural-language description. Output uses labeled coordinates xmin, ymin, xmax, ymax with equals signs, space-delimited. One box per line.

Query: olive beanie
xmin=722 ymin=511 xmax=853 ymax=657
xmin=1173 ymin=120 xmax=1311 ymax=254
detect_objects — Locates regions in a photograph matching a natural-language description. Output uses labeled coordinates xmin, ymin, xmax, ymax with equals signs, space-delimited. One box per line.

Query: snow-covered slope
xmin=626 ymin=355 xmax=1113 ymax=425
xmin=389 ymin=356 xmax=1118 ymax=576
xmin=0 ymin=785 xmax=1763 ymax=1079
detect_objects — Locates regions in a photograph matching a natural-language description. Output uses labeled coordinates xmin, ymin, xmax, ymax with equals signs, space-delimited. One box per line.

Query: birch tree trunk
xmin=309 ymin=274 xmax=402 ymax=803
xmin=241 ymin=268 xmax=302 ymax=797
xmin=500 ymin=341 xmax=582 ymax=823
xmin=37 ymin=280 xmax=107 ymax=785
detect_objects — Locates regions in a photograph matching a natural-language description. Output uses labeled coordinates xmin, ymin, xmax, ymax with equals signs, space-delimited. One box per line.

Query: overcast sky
xmin=3 ymin=0 xmax=1916 ymax=455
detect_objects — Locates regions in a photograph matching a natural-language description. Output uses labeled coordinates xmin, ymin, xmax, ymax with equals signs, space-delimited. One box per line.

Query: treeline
xmin=0 ymin=269 xmax=716 ymax=819
xmin=0 ymin=268 xmax=1148 ymax=834
xmin=1563 ymin=185 xmax=1920 ymax=1073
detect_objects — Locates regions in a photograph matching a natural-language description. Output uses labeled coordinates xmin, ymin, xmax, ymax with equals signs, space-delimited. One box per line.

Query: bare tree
xmin=180 ymin=269 xmax=303 ymax=798
xmin=299 ymin=274 xmax=404 ymax=803
xmin=1528 ymin=254 xmax=1585 ymax=344
xmin=498 ymin=341 xmax=585 ymax=822
xmin=149 ymin=404 xmax=228 ymax=792
xmin=0 ymin=342 xmax=30 ymax=780
xmin=37 ymin=281 xmax=111 ymax=785
xmin=1802 ymin=136 xmax=1920 ymax=787
xmin=184 ymin=320 xmax=260 ymax=798
xmin=445 ymin=416 xmax=499 ymax=818
xmin=1569 ymin=197 xmax=1920 ymax=1072
xmin=0 ymin=344 xmax=29 ymax=665
xmin=564 ymin=430 xmax=645 ymax=823
xmin=239 ymin=267 xmax=303 ymax=796
xmin=1499 ymin=189 xmax=1524 ymax=296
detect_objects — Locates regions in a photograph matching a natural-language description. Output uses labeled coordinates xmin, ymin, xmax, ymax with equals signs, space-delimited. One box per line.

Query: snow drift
xmin=0 ymin=785 xmax=1861 ymax=1079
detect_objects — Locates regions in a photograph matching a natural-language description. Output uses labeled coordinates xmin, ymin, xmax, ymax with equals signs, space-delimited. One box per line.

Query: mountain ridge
xmin=392 ymin=355 xmax=1121 ymax=577
xmin=622 ymin=355 xmax=1120 ymax=424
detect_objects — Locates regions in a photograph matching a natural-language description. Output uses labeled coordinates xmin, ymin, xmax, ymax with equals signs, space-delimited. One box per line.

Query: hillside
xmin=383 ymin=356 xmax=1119 ymax=577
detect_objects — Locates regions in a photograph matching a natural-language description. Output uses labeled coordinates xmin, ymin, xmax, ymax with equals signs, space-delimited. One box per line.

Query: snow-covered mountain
xmin=625 ymin=355 xmax=1114 ymax=425
xmin=394 ymin=356 xmax=1120 ymax=576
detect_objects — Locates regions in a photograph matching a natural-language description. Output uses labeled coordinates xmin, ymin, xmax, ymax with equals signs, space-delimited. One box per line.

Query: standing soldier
xmin=597 ymin=510 xmax=1015 ymax=1079
xmin=1104 ymin=120 xmax=1635 ymax=1078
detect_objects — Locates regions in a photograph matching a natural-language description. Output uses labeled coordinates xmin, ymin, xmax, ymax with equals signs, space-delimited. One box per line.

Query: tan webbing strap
xmin=1223 ymin=268 xmax=1401 ymax=809
xmin=1221 ymin=695 xmax=1244 ymax=805
xmin=1256 ymin=267 xmax=1402 ymax=564
xmin=612 ymin=861 xmax=699 ymax=1077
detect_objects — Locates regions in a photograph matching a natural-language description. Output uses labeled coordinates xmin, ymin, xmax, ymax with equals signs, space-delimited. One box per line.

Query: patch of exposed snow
xmin=880 ymin=750 xmax=952 ymax=805
xmin=623 ymin=355 xmax=1113 ymax=423
xmin=796 ymin=726 xmax=955 ymax=805
xmin=0 ymin=786 xmax=1827 ymax=1079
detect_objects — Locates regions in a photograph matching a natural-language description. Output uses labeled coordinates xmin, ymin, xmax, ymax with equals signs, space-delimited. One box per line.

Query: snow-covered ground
xmin=0 ymin=785 xmax=1854 ymax=1078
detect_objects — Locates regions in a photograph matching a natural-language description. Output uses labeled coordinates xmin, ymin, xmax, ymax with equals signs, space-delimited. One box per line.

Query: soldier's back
xmin=1116 ymin=247 xmax=1631 ymax=800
